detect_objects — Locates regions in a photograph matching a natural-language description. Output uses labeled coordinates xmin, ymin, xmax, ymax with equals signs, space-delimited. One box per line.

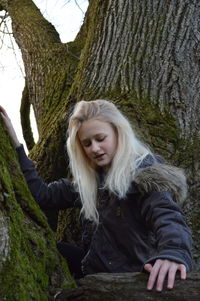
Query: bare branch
xmin=8 ymin=29 xmax=25 ymax=77
xmin=0 ymin=12 xmax=24 ymax=76
xmin=74 ymin=0 xmax=85 ymax=14
xmin=62 ymin=0 xmax=88 ymax=15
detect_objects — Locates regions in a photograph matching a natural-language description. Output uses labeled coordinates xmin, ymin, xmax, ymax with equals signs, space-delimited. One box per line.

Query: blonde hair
xmin=67 ymin=99 xmax=151 ymax=224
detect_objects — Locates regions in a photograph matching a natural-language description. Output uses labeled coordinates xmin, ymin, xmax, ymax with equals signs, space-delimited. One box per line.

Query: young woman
xmin=0 ymin=100 xmax=192 ymax=292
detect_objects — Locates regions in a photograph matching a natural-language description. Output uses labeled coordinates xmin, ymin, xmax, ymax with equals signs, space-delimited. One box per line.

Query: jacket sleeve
xmin=140 ymin=190 xmax=193 ymax=271
xmin=16 ymin=144 xmax=80 ymax=210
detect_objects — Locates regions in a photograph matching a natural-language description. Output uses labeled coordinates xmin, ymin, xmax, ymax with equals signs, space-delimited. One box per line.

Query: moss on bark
xmin=0 ymin=120 xmax=76 ymax=300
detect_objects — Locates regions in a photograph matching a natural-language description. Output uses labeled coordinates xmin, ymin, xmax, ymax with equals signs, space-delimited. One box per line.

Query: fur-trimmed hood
xmin=134 ymin=163 xmax=187 ymax=204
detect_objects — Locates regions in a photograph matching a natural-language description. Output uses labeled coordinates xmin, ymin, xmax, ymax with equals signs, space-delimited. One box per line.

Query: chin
xmin=97 ymin=162 xmax=111 ymax=170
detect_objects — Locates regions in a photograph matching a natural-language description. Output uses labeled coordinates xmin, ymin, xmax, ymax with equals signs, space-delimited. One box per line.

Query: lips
xmin=94 ymin=153 xmax=105 ymax=160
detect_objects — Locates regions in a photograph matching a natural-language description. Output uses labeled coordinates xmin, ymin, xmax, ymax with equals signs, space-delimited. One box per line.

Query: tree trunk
xmin=0 ymin=121 xmax=75 ymax=300
xmin=69 ymin=0 xmax=200 ymax=267
xmin=0 ymin=0 xmax=200 ymax=299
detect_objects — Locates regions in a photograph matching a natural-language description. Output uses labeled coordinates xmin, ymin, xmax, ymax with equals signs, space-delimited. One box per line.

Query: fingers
xmin=144 ymin=263 xmax=153 ymax=273
xmin=147 ymin=259 xmax=164 ymax=291
xmin=0 ymin=106 xmax=10 ymax=121
xmin=0 ymin=112 xmax=7 ymax=121
xmin=146 ymin=259 xmax=186 ymax=292
xmin=0 ymin=106 xmax=20 ymax=147
xmin=167 ymin=263 xmax=186 ymax=289
xmin=179 ymin=264 xmax=186 ymax=280
xmin=0 ymin=106 xmax=5 ymax=118
xmin=166 ymin=262 xmax=178 ymax=290
xmin=0 ymin=105 xmax=8 ymax=118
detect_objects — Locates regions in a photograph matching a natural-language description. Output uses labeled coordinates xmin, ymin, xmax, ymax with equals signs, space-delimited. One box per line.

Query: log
xmin=55 ymin=272 xmax=200 ymax=301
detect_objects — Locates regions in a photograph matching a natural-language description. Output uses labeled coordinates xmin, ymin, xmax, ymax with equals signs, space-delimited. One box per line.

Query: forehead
xmin=78 ymin=119 xmax=114 ymax=140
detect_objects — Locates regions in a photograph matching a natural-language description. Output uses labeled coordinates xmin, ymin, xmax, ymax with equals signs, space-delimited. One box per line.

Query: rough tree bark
xmin=56 ymin=272 xmax=200 ymax=301
xmin=0 ymin=120 xmax=75 ymax=300
xmin=0 ymin=0 xmax=200 ymax=299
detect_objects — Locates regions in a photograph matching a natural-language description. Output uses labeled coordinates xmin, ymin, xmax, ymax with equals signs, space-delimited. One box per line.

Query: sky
xmin=0 ymin=0 xmax=88 ymax=151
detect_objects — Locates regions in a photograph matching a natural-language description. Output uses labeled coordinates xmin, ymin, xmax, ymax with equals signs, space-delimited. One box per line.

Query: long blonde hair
xmin=67 ymin=99 xmax=151 ymax=224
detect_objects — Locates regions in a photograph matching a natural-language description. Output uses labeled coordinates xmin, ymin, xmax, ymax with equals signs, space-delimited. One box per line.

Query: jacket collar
xmin=134 ymin=160 xmax=187 ymax=204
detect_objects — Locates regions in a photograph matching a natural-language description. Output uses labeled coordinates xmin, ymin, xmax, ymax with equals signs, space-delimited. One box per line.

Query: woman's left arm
xmin=141 ymin=190 xmax=193 ymax=291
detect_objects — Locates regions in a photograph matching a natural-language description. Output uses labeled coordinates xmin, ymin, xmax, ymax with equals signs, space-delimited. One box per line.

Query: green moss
xmin=0 ymin=121 xmax=76 ymax=299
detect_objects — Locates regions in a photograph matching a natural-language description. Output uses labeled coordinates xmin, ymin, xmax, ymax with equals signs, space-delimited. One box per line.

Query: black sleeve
xmin=140 ymin=191 xmax=193 ymax=271
xmin=16 ymin=144 xmax=80 ymax=210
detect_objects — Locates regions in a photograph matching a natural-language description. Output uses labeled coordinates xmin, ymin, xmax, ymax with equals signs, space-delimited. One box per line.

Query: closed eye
xmin=81 ymin=135 xmax=106 ymax=147
xmin=96 ymin=136 xmax=106 ymax=142
xmin=82 ymin=140 xmax=91 ymax=147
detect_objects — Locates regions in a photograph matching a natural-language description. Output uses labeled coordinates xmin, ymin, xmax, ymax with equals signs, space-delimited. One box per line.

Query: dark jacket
xmin=16 ymin=145 xmax=193 ymax=275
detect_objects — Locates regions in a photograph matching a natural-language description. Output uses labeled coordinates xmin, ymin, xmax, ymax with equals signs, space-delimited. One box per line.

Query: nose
xmin=91 ymin=141 xmax=100 ymax=152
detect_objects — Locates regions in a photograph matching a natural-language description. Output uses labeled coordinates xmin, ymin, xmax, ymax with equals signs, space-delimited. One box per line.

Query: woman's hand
xmin=144 ymin=259 xmax=186 ymax=292
xmin=0 ymin=105 xmax=21 ymax=147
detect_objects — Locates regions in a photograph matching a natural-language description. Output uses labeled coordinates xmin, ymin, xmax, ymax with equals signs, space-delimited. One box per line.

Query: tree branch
xmin=0 ymin=0 xmax=61 ymax=52
xmin=20 ymin=81 xmax=35 ymax=151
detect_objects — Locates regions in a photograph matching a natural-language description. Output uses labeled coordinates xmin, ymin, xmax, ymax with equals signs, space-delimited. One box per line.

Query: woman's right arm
xmin=16 ymin=144 xmax=80 ymax=210
xmin=1 ymin=106 xmax=80 ymax=210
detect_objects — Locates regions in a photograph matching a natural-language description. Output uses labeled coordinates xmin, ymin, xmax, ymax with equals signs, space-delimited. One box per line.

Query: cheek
xmin=82 ymin=147 xmax=91 ymax=158
xmin=107 ymin=140 xmax=117 ymax=155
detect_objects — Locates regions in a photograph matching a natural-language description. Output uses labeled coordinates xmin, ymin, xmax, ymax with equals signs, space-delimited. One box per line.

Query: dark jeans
xmin=57 ymin=241 xmax=85 ymax=279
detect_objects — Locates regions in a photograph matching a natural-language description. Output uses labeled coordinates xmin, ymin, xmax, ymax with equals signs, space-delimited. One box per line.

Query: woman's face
xmin=78 ymin=118 xmax=118 ymax=170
